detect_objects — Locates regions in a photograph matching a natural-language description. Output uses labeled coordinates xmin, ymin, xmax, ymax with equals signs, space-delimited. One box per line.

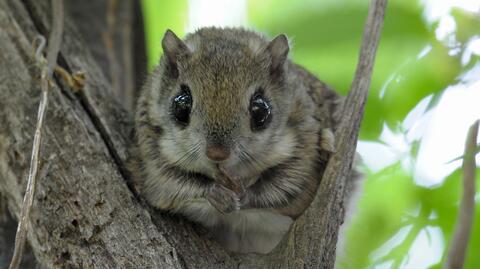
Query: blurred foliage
xmin=452 ymin=8 xmax=480 ymax=44
xmin=340 ymin=163 xmax=480 ymax=268
xmin=249 ymin=1 xmax=478 ymax=267
xmin=248 ymin=0 xmax=461 ymax=140
xmin=142 ymin=0 xmax=188 ymax=70
xmin=142 ymin=0 xmax=479 ymax=268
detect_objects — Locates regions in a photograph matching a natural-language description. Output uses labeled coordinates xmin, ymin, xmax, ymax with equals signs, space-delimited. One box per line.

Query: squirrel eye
xmin=172 ymin=85 xmax=192 ymax=125
xmin=250 ymin=92 xmax=271 ymax=130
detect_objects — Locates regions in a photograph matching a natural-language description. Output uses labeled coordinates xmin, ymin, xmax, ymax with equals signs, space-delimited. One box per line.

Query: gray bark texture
xmin=0 ymin=0 xmax=386 ymax=268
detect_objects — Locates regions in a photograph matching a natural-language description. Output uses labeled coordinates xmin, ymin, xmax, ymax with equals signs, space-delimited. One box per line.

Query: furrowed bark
xmin=0 ymin=0 xmax=386 ymax=268
xmin=1 ymin=0 xmax=236 ymax=267
xmin=66 ymin=0 xmax=145 ymax=112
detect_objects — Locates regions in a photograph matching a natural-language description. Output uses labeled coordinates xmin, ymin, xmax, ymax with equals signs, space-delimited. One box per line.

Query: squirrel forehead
xmin=186 ymin=53 xmax=261 ymax=96
xmin=185 ymin=27 xmax=268 ymax=55
xmin=181 ymin=32 xmax=269 ymax=108
xmin=185 ymin=42 xmax=265 ymax=84
xmin=183 ymin=28 xmax=269 ymax=81
xmin=186 ymin=55 xmax=253 ymax=128
xmin=176 ymin=29 xmax=274 ymax=127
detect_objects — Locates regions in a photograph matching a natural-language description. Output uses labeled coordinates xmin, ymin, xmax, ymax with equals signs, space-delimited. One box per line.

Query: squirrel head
xmin=148 ymin=27 xmax=298 ymax=181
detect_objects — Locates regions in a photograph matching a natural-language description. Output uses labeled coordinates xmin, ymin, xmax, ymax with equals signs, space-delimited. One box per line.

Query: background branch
xmin=444 ymin=120 xmax=479 ymax=269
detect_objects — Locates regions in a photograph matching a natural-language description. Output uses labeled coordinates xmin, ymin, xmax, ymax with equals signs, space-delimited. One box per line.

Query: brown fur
xmin=130 ymin=27 xmax=342 ymax=253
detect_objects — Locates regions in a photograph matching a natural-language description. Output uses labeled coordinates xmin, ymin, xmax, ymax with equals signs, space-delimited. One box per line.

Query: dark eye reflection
xmin=250 ymin=91 xmax=271 ymax=130
xmin=172 ymin=84 xmax=192 ymax=125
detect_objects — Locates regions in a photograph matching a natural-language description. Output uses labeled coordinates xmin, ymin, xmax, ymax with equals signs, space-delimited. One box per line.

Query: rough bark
xmin=66 ymin=0 xmax=146 ymax=112
xmin=0 ymin=0 xmax=386 ymax=268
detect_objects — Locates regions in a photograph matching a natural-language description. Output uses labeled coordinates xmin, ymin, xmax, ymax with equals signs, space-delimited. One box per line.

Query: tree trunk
xmin=65 ymin=0 xmax=145 ymax=112
xmin=0 ymin=0 xmax=385 ymax=268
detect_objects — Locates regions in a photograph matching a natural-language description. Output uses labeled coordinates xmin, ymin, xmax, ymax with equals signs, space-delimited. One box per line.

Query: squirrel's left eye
xmin=250 ymin=92 xmax=271 ymax=131
xmin=172 ymin=85 xmax=192 ymax=126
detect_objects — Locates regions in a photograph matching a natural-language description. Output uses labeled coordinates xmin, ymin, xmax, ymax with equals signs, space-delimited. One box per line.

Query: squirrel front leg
xmin=238 ymin=160 xmax=319 ymax=218
xmin=142 ymin=165 xmax=243 ymax=215
xmin=141 ymin=168 xmax=208 ymax=211
xmin=209 ymin=154 xmax=320 ymax=218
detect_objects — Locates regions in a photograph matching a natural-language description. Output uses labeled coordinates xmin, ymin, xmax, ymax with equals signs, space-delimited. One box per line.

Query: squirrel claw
xmin=215 ymin=166 xmax=245 ymax=194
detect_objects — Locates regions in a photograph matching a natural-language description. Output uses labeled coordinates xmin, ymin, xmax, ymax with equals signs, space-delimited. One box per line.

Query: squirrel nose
xmin=206 ymin=145 xmax=230 ymax=162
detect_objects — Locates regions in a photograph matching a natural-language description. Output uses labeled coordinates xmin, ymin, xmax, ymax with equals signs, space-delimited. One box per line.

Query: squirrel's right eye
xmin=172 ymin=85 xmax=192 ymax=125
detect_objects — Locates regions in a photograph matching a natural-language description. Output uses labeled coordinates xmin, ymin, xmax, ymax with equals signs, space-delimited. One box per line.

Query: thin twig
xmin=46 ymin=0 xmax=64 ymax=78
xmin=443 ymin=120 xmax=479 ymax=269
xmin=8 ymin=1 xmax=64 ymax=269
xmin=446 ymin=144 xmax=480 ymax=164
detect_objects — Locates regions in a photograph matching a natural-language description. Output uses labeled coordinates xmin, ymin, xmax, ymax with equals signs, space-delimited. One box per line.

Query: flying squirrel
xmin=129 ymin=27 xmax=346 ymax=254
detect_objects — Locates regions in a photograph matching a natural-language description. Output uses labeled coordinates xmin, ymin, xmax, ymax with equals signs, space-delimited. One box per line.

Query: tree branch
xmin=444 ymin=120 xmax=479 ymax=269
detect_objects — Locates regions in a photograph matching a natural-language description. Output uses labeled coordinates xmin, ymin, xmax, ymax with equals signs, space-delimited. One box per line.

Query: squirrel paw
xmin=216 ymin=166 xmax=245 ymax=194
xmin=206 ymin=184 xmax=241 ymax=214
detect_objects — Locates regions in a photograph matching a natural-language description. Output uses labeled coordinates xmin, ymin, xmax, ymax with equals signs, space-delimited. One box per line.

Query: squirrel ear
xmin=162 ymin=29 xmax=190 ymax=77
xmin=266 ymin=34 xmax=289 ymax=75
